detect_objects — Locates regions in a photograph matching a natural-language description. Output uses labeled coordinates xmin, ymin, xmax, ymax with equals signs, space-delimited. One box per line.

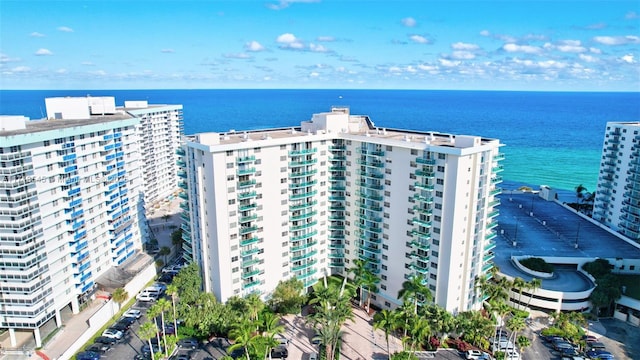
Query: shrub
xmin=427 ymin=337 xmax=440 ymax=350
xmin=520 ymin=257 xmax=554 ymax=273
xmin=446 ymin=338 xmax=472 ymax=352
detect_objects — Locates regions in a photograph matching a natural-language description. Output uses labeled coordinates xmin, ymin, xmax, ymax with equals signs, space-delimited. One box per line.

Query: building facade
xmin=0 ymin=97 xmax=144 ymax=346
xmin=181 ymin=107 xmax=503 ymax=313
xmin=123 ymin=101 xmax=183 ymax=208
xmin=593 ymin=122 xmax=640 ymax=243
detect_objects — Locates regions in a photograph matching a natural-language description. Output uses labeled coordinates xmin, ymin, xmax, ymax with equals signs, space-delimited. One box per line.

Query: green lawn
xmin=618 ymin=274 xmax=640 ymax=301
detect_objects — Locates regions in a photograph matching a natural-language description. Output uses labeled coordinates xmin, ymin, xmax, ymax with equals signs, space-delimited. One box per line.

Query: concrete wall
xmin=58 ymin=261 xmax=156 ymax=360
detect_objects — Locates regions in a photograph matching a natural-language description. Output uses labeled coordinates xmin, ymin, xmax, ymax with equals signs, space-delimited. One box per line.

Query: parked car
xmin=76 ymin=351 xmax=101 ymax=360
xmin=271 ymin=346 xmax=289 ymax=359
xmin=541 ymin=334 xmax=564 ymax=343
xmin=582 ymin=335 xmax=598 ymax=343
xmin=123 ymin=309 xmax=142 ymax=319
xmin=118 ymin=316 xmax=136 ymax=326
xmin=169 ymin=355 xmax=191 ymax=360
xmin=142 ymin=343 xmax=164 ymax=355
xmin=465 ymin=350 xmax=484 ymax=359
xmin=586 ymin=349 xmax=614 ymax=359
xmin=553 ymin=341 xmax=575 ymax=351
xmin=561 ymin=347 xmax=580 ymax=357
xmin=137 ymin=291 xmax=159 ymax=302
xmin=94 ymin=336 xmax=118 ymax=345
xmin=177 ymin=338 xmax=199 ymax=349
xmin=158 ymin=273 xmax=174 ymax=283
xmin=162 ymin=324 xmax=176 ymax=336
xmin=505 ymin=350 xmax=520 ymax=360
xmin=86 ymin=343 xmax=110 ymax=354
xmin=102 ymin=328 xmax=124 ymax=340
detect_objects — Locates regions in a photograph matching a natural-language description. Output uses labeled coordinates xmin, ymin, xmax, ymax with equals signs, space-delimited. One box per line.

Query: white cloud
xmin=593 ymin=35 xmax=640 ymax=45
xmin=401 ymin=17 xmax=417 ymax=27
xmin=57 ymin=26 xmax=73 ymax=32
xmin=30 ymin=32 xmax=45 ymax=37
xmin=245 ymin=41 xmax=265 ymax=52
xmin=89 ymin=70 xmax=107 ymax=76
xmin=555 ymin=40 xmax=586 ymax=53
xmin=56 ymin=68 xmax=67 ymax=74
xmin=621 ymin=54 xmax=635 ymax=63
xmin=11 ymin=66 xmax=31 ymax=73
xmin=418 ymin=64 xmax=437 ymax=71
xmin=277 ymin=33 xmax=305 ymax=49
xmin=267 ymin=0 xmax=319 ymax=10
xmin=451 ymin=51 xmax=476 ymax=60
xmin=579 ymin=54 xmax=598 ymax=62
xmin=35 ymin=48 xmax=53 ymax=56
xmin=81 ymin=61 xmax=95 ymax=66
xmin=438 ymin=58 xmax=460 ymax=67
xmin=316 ymin=36 xmax=335 ymax=42
xmin=161 ymin=49 xmax=175 ymax=53
xmin=409 ymin=35 xmax=429 ymax=44
xmin=0 ymin=53 xmax=20 ymax=63
xmin=502 ymin=43 xmax=542 ymax=54
xmin=626 ymin=11 xmax=639 ymax=19
xmin=479 ymin=30 xmax=490 ymax=37
xmin=451 ymin=42 xmax=479 ymax=51
xmin=223 ymin=53 xmax=252 ymax=59
xmin=589 ymin=47 xmax=602 ymax=54
xmin=309 ymin=43 xmax=330 ymax=53
xmin=309 ymin=71 xmax=320 ymax=77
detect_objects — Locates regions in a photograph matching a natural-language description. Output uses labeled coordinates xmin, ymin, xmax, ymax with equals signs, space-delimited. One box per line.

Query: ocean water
xmin=1 ymin=89 xmax=639 ymax=192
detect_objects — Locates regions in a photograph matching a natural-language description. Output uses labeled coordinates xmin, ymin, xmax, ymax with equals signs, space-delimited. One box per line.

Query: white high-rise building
xmin=593 ymin=122 xmax=640 ymax=244
xmin=122 ymin=101 xmax=183 ymax=207
xmin=0 ymin=97 xmax=144 ymax=346
xmin=181 ymin=107 xmax=503 ymax=313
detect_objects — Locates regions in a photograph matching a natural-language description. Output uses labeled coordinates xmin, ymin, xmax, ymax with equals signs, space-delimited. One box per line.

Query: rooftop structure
xmin=181 ymin=107 xmax=504 ymax=313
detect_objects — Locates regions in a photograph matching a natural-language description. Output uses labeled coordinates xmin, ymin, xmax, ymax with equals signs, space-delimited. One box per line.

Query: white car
xmin=102 ymin=328 xmax=123 ymax=340
xmin=505 ymin=350 xmax=520 ymax=360
xmin=466 ymin=350 xmax=483 ymax=359
xmin=136 ymin=291 xmax=159 ymax=302
xmin=123 ymin=309 xmax=141 ymax=319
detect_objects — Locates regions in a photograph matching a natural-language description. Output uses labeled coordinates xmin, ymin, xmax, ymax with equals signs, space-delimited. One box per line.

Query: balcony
xmin=290 ymin=210 xmax=316 ymax=221
xmin=362 ymin=246 xmax=381 ymax=254
xmin=289 ymin=158 xmax=318 ymax=167
xmin=243 ymin=280 xmax=261 ymax=289
xmin=178 ymin=170 xmax=187 ymax=178
xmin=357 ymin=159 xmax=384 ymax=168
xmin=413 ymin=193 xmax=434 ymax=203
xmin=289 ymin=169 xmax=318 ymax=178
xmin=483 ymin=252 xmax=495 ymax=263
xmin=239 ymin=225 xmax=258 ymax=235
xmin=487 ymin=210 xmax=499 ymax=218
xmin=237 ymin=191 xmax=257 ymax=200
xmin=491 ymin=176 xmax=503 ymax=184
xmin=409 ymin=240 xmax=430 ymax=251
xmin=236 ymin=155 xmax=256 ymax=164
xmin=240 ymin=236 xmax=260 ymax=247
xmin=415 ymin=169 xmax=435 ymax=177
xmin=416 ymin=158 xmax=436 ymax=165
xmin=242 ymin=269 xmax=262 ymax=279
xmin=329 ymin=144 xmax=346 ymax=151
xmin=290 ymin=190 xmax=318 ymax=201
xmin=358 ymin=254 xmax=381 ymax=264
xmin=296 ymin=268 xmax=318 ymax=280
xmin=290 ymin=200 xmax=317 ymax=211
xmin=289 ymin=148 xmax=317 ymax=156
xmin=493 ymin=153 xmax=505 ymax=161
xmin=413 ymin=205 xmax=433 ymax=215
xmin=360 ymin=181 xmax=384 ymax=190
xmin=410 ymin=262 xmax=429 ymax=275
xmin=291 ymin=240 xmax=318 ymax=252
xmin=242 ymin=258 xmax=260 ymax=267
xmin=289 ymin=180 xmax=317 ymax=189
xmin=358 ymin=148 xmax=385 ymax=157
xmin=237 ymin=167 xmax=256 ymax=176
xmin=414 ymin=182 xmax=435 ymax=191
xmin=329 ymin=165 xmax=347 ymax=171
xmin=291 ymin=259 xmax=317 ymax=272
xmin=238 ymin=203 xmax=257 ymax=211
xmin=241 ymin=247 xmax=260 ymax=256
xmin=291 ymin=249 xmax=318 ymax=262
xmin=489 ymin=188 xmax=502 ymax=196
xmin=289 ymin=230 xmax=318 ymax=242
xmin=357 ymin=170 xmax=384 ymax=179
xmin=238 ymin=179 xmax=257 ymax=188
xmin=290 ymin=220 xmax=317 ymax=232
xmin=412 ymin=217 xmax=432 ymax=228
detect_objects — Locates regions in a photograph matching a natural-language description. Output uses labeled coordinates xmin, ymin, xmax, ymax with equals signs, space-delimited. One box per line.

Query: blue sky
xmin=1 ymin=0 xmax=639 ymax=91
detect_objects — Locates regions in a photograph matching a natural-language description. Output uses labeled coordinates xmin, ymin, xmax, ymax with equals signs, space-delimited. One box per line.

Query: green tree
xmin=575 ymin=184 xmax=587 ymax=203
xmin=111 ymin=287 xmax=128 ymax=311
xmin=173 ymin=262 xmax=202 ymax=305
xmin=455 ymin=311 xmax=494 ymax=348
xmin=150 ymin=298 xmax=172 ymax=357
xmin=398 ymin=274 xmax=432 ymax=315
xmin=309 ymin=280 xmax=355 ymax=360
xmin=525 ymin=278 xmax=542 ymax=308
xmin=228 ymin=319 xmax=261 ymax=360
xmin=407 ymin=317 xmax=431 ymax=352
xmin=246 ymin=293 xmax=265 ymax=322
xmin=147 ymin=304 xmax=163 ymax=347
xmin=268 ymin=278 xmax=306 ymax=314
xmin=373 ymin=309 xmax=397 ymax=359
xmin=422 ymin=304 xmax=454 ymax=344
xmin=171 ymin=228 xmax=183 ymax=252
xmin=258 ymin=312 xmax=285 ymax=360
xmin=506 ymin=316 xmax=526 ymax=347
xmin=166 ymin=284 xmax=179 ymax=335
xmin=516 ymin=335 xmax=531 ymax=355
xmin=159 ymin=246 xmax=171 ymax=263
xmin=139 ymin=321 xmax=159 ymax=357
xmin=362 ymin=271 xmax=380 ymax=313
xmin=512 ymin=277 xmax=527 ymax=309
xmin=347 ymin=259 xmax=369 ymax=307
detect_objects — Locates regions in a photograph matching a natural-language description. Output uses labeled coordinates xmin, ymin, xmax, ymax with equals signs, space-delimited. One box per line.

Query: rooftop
xmin=494 ymin=185 xmax=640 ymax=291
xmin=0 ymin=112 xmax=134 ymax=137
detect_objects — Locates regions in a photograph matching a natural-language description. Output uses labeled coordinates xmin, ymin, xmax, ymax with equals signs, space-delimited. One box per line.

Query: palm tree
xmin=506 ymin=316 xmax=526 ymax=348
xmin=422 ymin=304 xmax=454 ymax=344
xmin=166 ymin=284 xmax=179 ymax=335
xmin=258 ymin=312 xmax=285 ymax=360
xmin=516 ymin=335 xmax=531 ymax=355
xmin=362 ymin=271 xmax=380 ymax=313
xmin=575 ymin=184 xmax=587 ymax=203
xmin=228 ymin=319 xmax=260 ymax=360
xmin=162 ymin=214 xmax=171 ymax=222
xmin=146 ymin=304 xmax=163 ymax=348
xmin=111 ymin=287 xmax=128 ymax=313
xmin=347 ymin=259 xmax=368 ymax=307
xmin=139 ymin=321 xmax=159 ymax=356
xmin=156 ymin=298 xmax=172 ymax=357
xmin=246 ymin=293 xmax=265 ymax=322
xmin=525 ymin=278 xmax=542 ymax=308
xmin=407 ymin=317 xmax=431 ymax=352
xmin=398 ymin=274 xmax=432 ymax=315
xmin=512 ymin=277 xmax=527 ymax=310
xmin=159 ymin=246 xmax=171 ymax=263
xmin=373 ymin=309 xmax=396 ymax=359
xmin=309 ymin=280 xmax=355 ymax=360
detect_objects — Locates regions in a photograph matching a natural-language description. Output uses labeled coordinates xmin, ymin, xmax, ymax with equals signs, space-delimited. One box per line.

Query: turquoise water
xmin=2 ymin=89 xmax=639 ymax=192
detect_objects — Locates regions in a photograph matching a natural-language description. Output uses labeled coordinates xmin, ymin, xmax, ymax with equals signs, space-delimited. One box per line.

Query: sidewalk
xmin=40 ymin=300 xmax=106 ymax=360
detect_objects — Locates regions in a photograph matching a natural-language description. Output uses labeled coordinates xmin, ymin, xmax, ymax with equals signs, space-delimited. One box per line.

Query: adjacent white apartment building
xmin=593 ymin=122 xmax=640 ymax=244
xmin=0 ymin=96 xmax=144 ymax=346
xmin=123 ymin=101 xmax=183 ymax=207
xmin=181 ymin=107 xmax=503 ymax=313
